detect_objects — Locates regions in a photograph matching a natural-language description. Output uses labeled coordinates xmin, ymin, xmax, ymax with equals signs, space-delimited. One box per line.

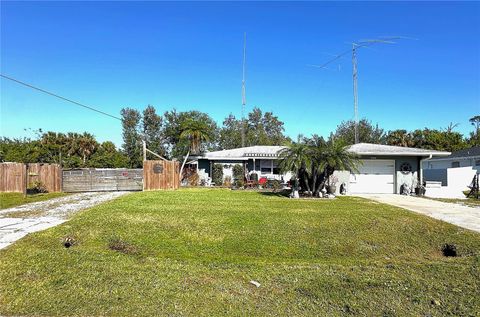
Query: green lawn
xmin=0 ymin=189 xmax=479 ymax=316
xmin=425 ymin=196 xmax=480 ymax=208
xmin=0 ymin=192 xmax=69 ymax=210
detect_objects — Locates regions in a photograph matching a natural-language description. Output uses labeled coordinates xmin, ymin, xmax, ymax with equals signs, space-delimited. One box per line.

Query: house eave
xmin=425 ymin=154 xmax=480 ymax=162
xmin=353 ymin=152 xmax=451 ymax=157
xmin=200 ymin=157 xmax=249 ymax=161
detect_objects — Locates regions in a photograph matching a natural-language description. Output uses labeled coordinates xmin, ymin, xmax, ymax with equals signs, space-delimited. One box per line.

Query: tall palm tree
xmin=278 ymin=142 xmax=313 ymax=194
xmin=180 ymin=119 xmax=211 ymax=155
xmin=77 ymin=133 xmax=98 ymax=165
xmin=316 ymin=140 xmax=359 ymax=194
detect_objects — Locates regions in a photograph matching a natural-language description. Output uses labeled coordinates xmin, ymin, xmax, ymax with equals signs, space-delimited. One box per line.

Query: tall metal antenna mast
xmin=241 ymin=32 xmax=247 ymax=148
xmin=311 ymin=36 xmax=405 ymax=144
xmin=352 ymin=43 xmax=359 ymax=144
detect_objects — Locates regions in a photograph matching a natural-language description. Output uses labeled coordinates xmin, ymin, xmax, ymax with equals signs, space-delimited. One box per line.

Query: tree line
xmin=1 ymin=105 xmax=478 ymax=168
xmin=120 ymin=105 xmax=290 ymax=167
xmin=332 ymin=116 xmax=480 ymax=151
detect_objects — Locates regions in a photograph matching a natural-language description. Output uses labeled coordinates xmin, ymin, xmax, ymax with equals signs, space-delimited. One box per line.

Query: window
xmin=260 ymin=160 xmax=273 ymax=174
xmin=476 ymin=160 xmax=480 ymax=167
xmin=451 ymin=161 xmax=460 ymax=168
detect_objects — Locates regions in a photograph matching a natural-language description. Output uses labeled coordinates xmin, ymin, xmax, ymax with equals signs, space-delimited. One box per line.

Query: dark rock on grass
xmin=62 ymin=235 xmax=77 ymax=248
xmin=441 ymin=244 xmax=457 ymax=257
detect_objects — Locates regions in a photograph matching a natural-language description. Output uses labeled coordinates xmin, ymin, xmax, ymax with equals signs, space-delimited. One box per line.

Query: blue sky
xmin=1 ymin=1 xmax=479 ymax=147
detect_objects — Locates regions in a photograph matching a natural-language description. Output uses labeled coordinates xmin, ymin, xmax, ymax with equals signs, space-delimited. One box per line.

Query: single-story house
xmin=423 ymin=146 xmax=480 ymax=171
xmin=190 ymin=143 xmax=450 ymax=194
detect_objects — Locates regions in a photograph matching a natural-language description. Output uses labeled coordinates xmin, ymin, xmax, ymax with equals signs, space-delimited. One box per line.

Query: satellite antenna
xmin=311 ymin=36 xmax=406 ymax=144
xmin=241 ymin=32 xmax=247 ymax=148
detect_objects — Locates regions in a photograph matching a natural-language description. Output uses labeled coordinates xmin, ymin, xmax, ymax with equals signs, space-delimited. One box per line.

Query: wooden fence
xmin=62 ymin=168 xmax=143 ymax=192
xmin=1 ymin=161 xmax=179 ymax=193
xmin=0 ymin=163 xmax=62 ymax=193
xmin=143 ymin=160 xmax=180 ymax=190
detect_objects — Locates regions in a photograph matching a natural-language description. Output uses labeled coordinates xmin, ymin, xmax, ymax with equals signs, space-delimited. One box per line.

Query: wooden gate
xmin=62 ymin=168 xmax=143 ymax=192
xmin=27 ymin=163 xmax=62 ymax=192
xmin=143 ymin=160 xmax=180 ymax=190
xmin=0 ymin=163 xmax=62 ymax=193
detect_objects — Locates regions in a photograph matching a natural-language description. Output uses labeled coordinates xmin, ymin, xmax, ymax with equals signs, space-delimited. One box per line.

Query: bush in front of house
xmin=223 ymin=176 xmax=232 ymax=187
xmin=233 ymin=164 xmax=244 ymax=188
xmin=212 ymin=164 xmax=223 ymax=186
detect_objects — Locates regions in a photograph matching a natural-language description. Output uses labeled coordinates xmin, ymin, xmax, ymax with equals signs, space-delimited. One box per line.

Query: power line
xmin=0 ymin=74 xmax=122 ymax=121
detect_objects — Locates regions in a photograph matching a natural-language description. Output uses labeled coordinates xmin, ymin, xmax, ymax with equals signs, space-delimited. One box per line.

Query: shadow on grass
xmin=257 ymin=190 xmax=290 ymax=198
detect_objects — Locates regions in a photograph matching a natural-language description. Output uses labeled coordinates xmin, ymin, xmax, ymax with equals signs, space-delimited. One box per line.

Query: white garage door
xmin=349 ymin=160 xmax=395 ymax=194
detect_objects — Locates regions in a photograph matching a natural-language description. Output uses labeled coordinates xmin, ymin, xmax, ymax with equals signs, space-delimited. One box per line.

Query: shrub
xmin=232 ymin=164 xmax=245 ymax=188
xmin=270 ymin=179 xmax=282 ymax=192
xmin=188 ymin=172 xmax=199 ymax=186
xmin=223 ymin=176 xmax=232 ymax=187
xmin=27 ymin=180 xmax=48 ymax=194
xmin=212 ymin=164 xmax=223 ymax=186
xmin=235 ymin=179 xmax=245 ymax=188
xmin=233 ymin=164 xmax=244 ymax=180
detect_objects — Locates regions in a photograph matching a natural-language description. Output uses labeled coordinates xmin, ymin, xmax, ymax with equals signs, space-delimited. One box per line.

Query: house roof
xmin=346 ymin=143 xmax=451 ymax=157
xmin=199 ymin=145 xmax=287 ymax=160
xmin=427 ymin=146 xmax=480 ymax=161
xmin=196 ymin=143 xmax=450 ymax=160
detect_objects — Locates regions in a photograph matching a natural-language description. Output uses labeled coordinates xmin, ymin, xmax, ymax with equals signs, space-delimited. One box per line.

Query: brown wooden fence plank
xmin=143 ymin=160 xmax=179 ymax=191
xmin=0 ymin=163 xmax=61 ymax=193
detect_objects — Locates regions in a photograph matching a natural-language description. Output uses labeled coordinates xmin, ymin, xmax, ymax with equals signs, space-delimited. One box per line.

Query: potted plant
xmin=415 ymin=183 xmax=426 ymax=196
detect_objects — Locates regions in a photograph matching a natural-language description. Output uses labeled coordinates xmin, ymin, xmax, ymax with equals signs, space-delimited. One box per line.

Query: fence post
xmin=23 ymin=163 xmax=28 ymax=198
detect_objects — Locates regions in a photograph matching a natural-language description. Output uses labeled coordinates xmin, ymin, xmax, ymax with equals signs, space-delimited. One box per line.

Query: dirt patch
xmin=108 ymin=238 xmax=138 ymax=255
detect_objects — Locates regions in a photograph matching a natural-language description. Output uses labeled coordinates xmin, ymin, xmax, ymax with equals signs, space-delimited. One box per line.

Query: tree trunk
xmin=314 ymin=173 xmax=323 ymax=196
xmin=311 ymin=167 xmax=317 ymax=196
xmin=302 ymin=171 xmax=311 ymax=194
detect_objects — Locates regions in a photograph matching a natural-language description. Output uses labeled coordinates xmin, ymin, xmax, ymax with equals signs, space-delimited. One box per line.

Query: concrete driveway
xmin=0 ymin=191 xmax=129 ymax=250
xmin=356 ymin=194 xmax=480 ymax=233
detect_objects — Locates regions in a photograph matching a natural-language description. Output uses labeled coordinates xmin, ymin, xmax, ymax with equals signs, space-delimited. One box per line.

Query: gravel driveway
xmin=0 ymin=191 xmax=129 ymax=250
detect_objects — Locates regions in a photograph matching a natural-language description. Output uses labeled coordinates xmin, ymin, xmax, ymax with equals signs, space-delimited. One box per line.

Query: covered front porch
xmin=246 ymin=158 xmax=285 ymax=181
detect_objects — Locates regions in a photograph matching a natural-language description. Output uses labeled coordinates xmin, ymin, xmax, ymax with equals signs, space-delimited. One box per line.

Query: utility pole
xmin=352 ymin=43 xmax=359 ymax=144
xmin=241 ymin=32 xmax=247 ymax=148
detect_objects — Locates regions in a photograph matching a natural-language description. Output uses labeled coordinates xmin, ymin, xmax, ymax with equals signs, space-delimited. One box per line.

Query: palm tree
xmin=77 ymin=133 xmax=98 ymax=165
xmin=279 ymin=137 xmax=359 ymax=197
xmin=316 ymin=140 xmax=359 ymax=195
xmin=278 ymin=142 xmax=313 ymax=195
xmin=180 ymin=119 xmax=211 ymax=155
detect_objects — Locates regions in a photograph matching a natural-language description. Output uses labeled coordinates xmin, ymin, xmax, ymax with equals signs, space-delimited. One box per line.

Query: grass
xmin=424 ymin=196 xmax=480 ymax=208
xmin=0 ymin=189 xmax=479 ymax=316
xmin=0 ymin=192 xmax=69 ymax=210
